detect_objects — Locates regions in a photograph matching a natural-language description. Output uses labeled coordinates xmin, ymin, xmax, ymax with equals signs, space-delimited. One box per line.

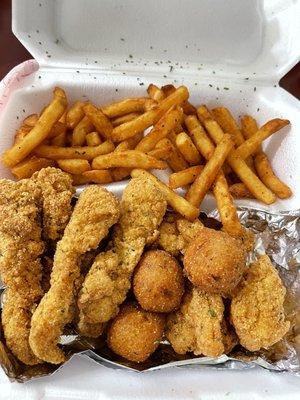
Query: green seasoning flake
xmin=208 ymin=308 xmax=217 ymax=317
xmin=223 ymin=87 xmax=229 ymax=90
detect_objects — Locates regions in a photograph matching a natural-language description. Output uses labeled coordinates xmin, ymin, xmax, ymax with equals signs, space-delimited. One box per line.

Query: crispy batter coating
xmin=29 ymin=186 xmax=120 ymax=364
xmin=184 ymin=227 xmax=246 ymax=295
xmin=0 ymin=179 xmax=44 ymax=365
xmin=166 ymin=287 xmax=225 ymax=357
xmin=77 ymin=177 xmax=167 ymax=336
xmin=107 ymin=303 xmax=165 ymax=362
xmin=231 ymin=255 xmax=290 ymax=351
xmin=32 ymin=167 xmax=75 ymax=241
xmin=133 ymin=250 xmax=184 ymax=312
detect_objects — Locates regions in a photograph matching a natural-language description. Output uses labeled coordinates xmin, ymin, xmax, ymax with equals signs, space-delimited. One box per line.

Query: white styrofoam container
xmin=0 ymin=0 xmax=300 ymax=397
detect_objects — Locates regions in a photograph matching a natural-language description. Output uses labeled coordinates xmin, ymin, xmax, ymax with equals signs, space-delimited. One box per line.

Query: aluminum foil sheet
xmin=0 ymin=207 xmax=299 ymax=382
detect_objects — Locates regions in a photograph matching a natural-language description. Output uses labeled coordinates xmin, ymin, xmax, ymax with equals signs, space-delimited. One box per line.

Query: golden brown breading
xmin=29 ymin=186 xmax=120 ymax=364
xmin=32 ymin=167 xmax=75 ymax=241
xmin=77 ymin=177 xmax=167 ymax=336
xmin=0 ymin=179 xmax=44 ymax=365
xmin=231 ymin=255 xmax=290 ymax=351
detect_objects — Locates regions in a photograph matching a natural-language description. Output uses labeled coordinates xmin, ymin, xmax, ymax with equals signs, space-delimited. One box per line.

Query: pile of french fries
xmin=2 ymin=84 xmax=292 ymax=231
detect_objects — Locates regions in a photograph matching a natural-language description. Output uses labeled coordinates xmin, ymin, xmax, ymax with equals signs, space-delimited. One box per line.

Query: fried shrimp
xmin=29 ymin=186 xmax=120 ymax=364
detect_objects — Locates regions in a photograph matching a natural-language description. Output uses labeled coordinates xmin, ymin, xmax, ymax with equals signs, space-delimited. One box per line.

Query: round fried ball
xmin=107 ymin=303 xmax=165 ymax=363
xmin=184 ymin=227 xmax=246 ymax=295
xmin=133 ymin=250 xmax=184 ymax=313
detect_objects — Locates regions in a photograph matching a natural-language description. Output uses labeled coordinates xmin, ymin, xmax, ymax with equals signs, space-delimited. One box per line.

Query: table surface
xmin=1 ymin=0 xmax=300 ymax=99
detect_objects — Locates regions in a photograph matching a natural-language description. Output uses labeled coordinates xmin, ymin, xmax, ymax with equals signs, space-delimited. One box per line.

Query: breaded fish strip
xmin=29 ymin=186 xmax=120 ymax=364
xmin=166 ymin=287 xmax=225 ymax=357
xmin=77 ymin=177 xmax=167 ymax=336
xmin=0 ymin=179 xmax=44 ymax=365
xmin=32 ymin=167 xmax=75 ymax=241
xmin=231 ymin=255 xmax=290 ymax=351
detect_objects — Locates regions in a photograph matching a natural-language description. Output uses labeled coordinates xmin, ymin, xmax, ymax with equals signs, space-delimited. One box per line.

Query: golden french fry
xmin=111 ymin=168 xmax=131 ymax=181
xmin=161 ymin=85 xmax=196 ymax=115
xmin=156 ymin=138 xmax=188 ymax=171
xmin=86 ymin=131 xmax=102 ymax=147
xmin=51 ymin=131 xmax=67 ymax=147
xmin=148 ymin=141 xmax=173 ymax=160
xmin=147 ymin=84 xmax=165 ymax=101
xmin=2 ymin=87 xmax=67 ymax=167
xmin=184 ymin=115 xmax=215 ymax=160
xmin=175 ymin=131 xmax=202 ymax=165
xmin=111 ymin=112 xmax=141 ymax=127
xmin=115 ymin=141 xmax=130 ymax=152
xmin=57 ymin=159 xmax=91 ymax=174
xmin=212 ymin=107 xmax=245 ymax=146
xmin=240 ymin=115 xmax=259 ymax=141
xmin=84 ymin=103 xmax=113 ymax=140
xmin=169 ymin=165 xmax=204 ymax=189
xmin=144 ymin=98 xmax=158 ymax=111
xmin=82 ymin=169 xmax=113 ymax=183
xmin=59 ymin=111 xmax=67 ymax=124
xmin=34 ymin=141 xmax=115 ymax=160
xmin=254 ymin=153 xmax=292 ymax=199
xmin=14 ymin=125 xmax=32 ymax=145
xmin=111 ymin=86 xmax=189 ymax=142
xmin=136 ymin=107 xmax=183 ymax=152
xmin=72 ymin=115 xmax=94 ymax=146
xmin=233 ymin=119 xmax=290 ymax=160
xmin=125 ymin=132 xmax=144 ymax=149
xmin=66 ymin=101 xmax=86 ymax=129
xmin=131 ymin=169 xmax=199 ymax=221
xmin=229 ymin=183 xmax=254 ymax=198
xmin=11 ymin=156 xmax=55 ymax=179
xmin=23 ymin=114 xmax=39 ymax=127
xmin=186 ymin=134 xmax=234 ymax=207
xmin=71 ymin=174 xmax=89 ymax=185
xmin=197 ymin=106 xmax=276 ymax=204
xmin=102 ymin=98 xmax=150 ymax=118
xmin=212 ymin=173 xmax=243 ymax=236
xmin=48 ymin=121 xmax=67 ymax=139
xmin=92 ymin=150 xmax=167 ymax=170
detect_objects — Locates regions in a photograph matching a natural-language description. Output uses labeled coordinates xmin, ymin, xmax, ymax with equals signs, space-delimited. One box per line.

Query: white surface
xmin=0 ymin=0 xmax=299 ymax=397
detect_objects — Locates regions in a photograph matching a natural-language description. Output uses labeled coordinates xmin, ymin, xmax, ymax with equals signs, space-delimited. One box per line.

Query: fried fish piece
xmin=29 ymin=186 xmax=120 ymax=364
xmin=231 ymin=255 xmax=290 ymax=351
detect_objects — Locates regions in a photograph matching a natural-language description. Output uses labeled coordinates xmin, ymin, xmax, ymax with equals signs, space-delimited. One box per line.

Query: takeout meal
xmin=0 ymin=83 xmax=294 ymax=371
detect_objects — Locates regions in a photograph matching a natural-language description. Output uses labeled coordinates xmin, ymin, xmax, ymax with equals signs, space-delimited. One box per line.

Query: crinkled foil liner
xmin=0 ymin=207 xmax=299 ymax=382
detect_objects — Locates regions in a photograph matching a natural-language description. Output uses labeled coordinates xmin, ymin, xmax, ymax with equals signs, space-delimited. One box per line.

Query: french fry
xmin=66 ymin=101 xmax=86 ymax=129
xmin=71 ymin=174 xmax=90 ymax=185
xmin=161 ymin=84 xmax=196 ymax=115
xmin=2 ymin=87 xmax=67 ymax=167
xmin=48 ymin=121 xmax=67 ymax=139
xmin=82 ymin=169 xmax=113 ymax=183
xmin=175 ymin=131 xmax=202 ymax=165
xmin=233 ymin=119 xmax=290 ymax=160
xmin=115 ymin=141 xmax=130 ymax=152
xmin=184 ymin=115 xmax=215 ymax=159
xmin=197 ymin=106 xmax=276 ymax=204
xmin=102 ymin=98 xmax=151 ymax=118
xmin=84 ymin=103 xmax=113 ymax=140
xmin=112 ymin=134 xmax=144 ymax=180
xmin=57 ymin=159 xmax=91 ymax=174
xmin=23 ymin=114 xmax=39 ymax=127
xmin=11 ymin=156 xmax=55 ymax=179
xmin=124 ymin=132 xmax=144 ymax=149
xmin=136 ymin=107 xmax=183 ymax=152
xmin=111 ymin=112 xmax=141 ymax=127
xmin=51 ymin=132 xmax=67 ymax=146
xmin=229 ymin=183 xmax=254 ymax=198
xmin=14 ymin=125 xmax=32 ymax=144
xmin=72 ymin=115 xmax=94 ymax=146
xmin=34 ymin=141 xmax=115 ymax=160
xmin=92 ymin=150 xmax=167 ymax=170
xmin=59 ymin=111 xmax=67 ymax=124
xmin=240 ymin=115 xmax=259 ymax=141
xmin=111 ymin=168 xmax=131 ymax=181
xmin=147 ymin=84 xmax=165 ymax=101
xmin=212 ymin=173 xmax=243 ymax=236
xmin=186 ymin=134 xmax=234 ymax=207
xmin=156 ymin=138 xmax=188 ymax=171
xmin=144 ymin=98 xmax=158 ymax=111
xmin=131 ymin=169 xmax=199 ymax=221
xmin=111 ymin=86 xmax=189 ymax=142
xmin=86 ymin=132 xmax=102 ymax=146
xmin=148 ymin=143 xmax=173 ymax=160
xmin=169 ymin=165 xmax=204 ymax=189
xmin=212 ymin=107 xmax=245 ymax=146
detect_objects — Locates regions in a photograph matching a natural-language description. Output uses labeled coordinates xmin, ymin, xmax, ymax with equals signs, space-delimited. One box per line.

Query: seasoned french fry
xmin=71 ymin=174 xmax=89 ymax=185
xmin=136 ymin=107 xmax=183 ymax=152
xmin=92 ymin=150 xmax=167 ymax=170
xmin=102 ymin=98 xmax=150 ymax=118
xmin=86 ymin=132 xmax=102 ymax=146
xmin=14 ymin=125 xmax=32 ymax=144
xmin=161 ymin=85 xmax=196 ymax=115
xmin=156 ymin=138 xmax=188 ymax=171
xmin=72 ymin=115 xmax=94 ymax=146
xmin=169 ymin=165 xmax=204 ymax=189
xmin=197 ymin=106 xmax=276 ymax=204
xmin=184 ymin=115 xmax=215 ymax=159
xmin=125 ymin=132 xmax=144 ymax=149
xmin=131 ymin=169 xmax=199 ymax=221
xmin=233 ymin=119 xmax=290 ymax=160
xmin=240 ymin=115 xmax=259 ymax=141
xmin=2 ymin=87 xmax=67 ymax=167
xmin=212 ymin=107 xmax=245 ymax=146
xmin=111 ymin=168 xmax=131 ymax=181
xmin=23 ymin=114 xmax=39 ymax=127
xmin=48 ymin=121 xmax=67 ymax=139
xmin=66 ymin=101 xmax=86 ymax=129
xmin=111 ymin=86 xmax=189 ymax=142
xmin=34 ymin=141 xmax=115 ymax=160
xmin=51 ymin=132 xmax=67 ymax=147
xmin=82 ymin=169 xmax=113 ymax=183
xmin=175 ymin=131 xmax=202 ymax=165
xmin=11 ymin=156 xmax=55 ymax=179
xmin=115 ymin=141 xmax=130 ymax=152
xmin=147 ymin=84 xmax=165 ymax=101
xmin=143 ymin=98 xmax=158 ymax=111
xmin=59 ymin=111 xmax=67 ymax=124
xmin=111 ymin=112 xmax=141 ymax=127
xmin=186 ymin=134 xmax=234 ymax=207
xmin=212 ymin=173 xmax=243 ymax=236
xmin=112 ymin=134 xmax=144 ymax=180
xmin=229 ymin=183 xmax=254 ymax=198
xmin=84 ymin=103 xmax=113 ymax=140
xmin=57 ymin=159 xmax=91 ymax=174
xmin=148 ymin=144 xmax=173 ymax=160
